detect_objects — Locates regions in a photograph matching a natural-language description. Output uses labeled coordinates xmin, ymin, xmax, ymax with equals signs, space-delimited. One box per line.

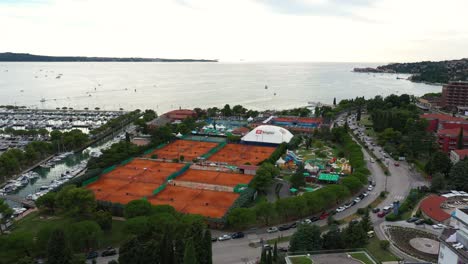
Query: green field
xmin=350 ymin=252 xmax=374 ymax=264
xmin=364 ymin=237 xmax=399 ymax=262
xmin=290 ymin=256 xmax=313 ymax=264
xmin=13 ymin=211 xmax=129 ymax=248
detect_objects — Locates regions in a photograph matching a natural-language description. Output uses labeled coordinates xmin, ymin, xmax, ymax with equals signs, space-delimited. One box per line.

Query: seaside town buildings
xmin=441 ymin=81 xmax=468 ymax=111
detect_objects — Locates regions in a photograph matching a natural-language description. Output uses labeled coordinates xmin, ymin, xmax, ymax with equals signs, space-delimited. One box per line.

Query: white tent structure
xmin=241 ymin=125 xmax=293 ymax=145
xmin=276 ymin=157 xmax=286 ymax=166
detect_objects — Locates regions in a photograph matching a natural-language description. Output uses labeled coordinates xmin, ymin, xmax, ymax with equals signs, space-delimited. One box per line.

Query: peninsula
xmin=0 ymin=52 xmax=218 ymax=62
xmin=353 ymin=58 xmax=468 ymax=84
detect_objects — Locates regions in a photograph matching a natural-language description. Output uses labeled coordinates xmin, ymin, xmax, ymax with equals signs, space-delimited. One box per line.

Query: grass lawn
xmin=289 ymin=256 xmax=313 ymax=264
xmin=349 ymin=252 xmax=374 ymax=264
xmin=13 ymin=211 xmax=130 ymax=248
xmin=267 ymin=235 xmax=291 ymax=244
xmin=365 ymin=237 xmax=399 ymax=262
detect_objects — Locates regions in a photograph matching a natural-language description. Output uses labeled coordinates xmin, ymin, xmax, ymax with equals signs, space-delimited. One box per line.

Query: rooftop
xmin=438 ymin=127 xmax=466 ymax=136
xmin=420 ymin=195 xmax=451 ymax=222
xmin=453 ymin=149 xmax=468 ymax=157
xmin=421 ymin=113 xmax=467 ymax=122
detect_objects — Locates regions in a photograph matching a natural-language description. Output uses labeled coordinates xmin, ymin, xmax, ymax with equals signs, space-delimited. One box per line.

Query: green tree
xmin=0 ymin=198 xmax=13 ymax=234
xmin=343 ymin=221 xmax=368 ymax=248
xmin=273 ymin=241 xmax=278 ymax=262
xmin=322 ymin=224 xmax=344 ymax=249
xmin=55 ymin=185 xmax=96 ymax=218
xmin=227 ymin=208 xmax=256 ymax=229
xmin=67 ymin=220 xmax=102 ymax=252
xmin=221 ymin=104 xmax=232 ymax=116
xmin=184 ymin=238 xmax=198 ymax=264
xmin=290 ymin=224 xmax=322 ymax=252
xmin=124 ymin=199 xmax=153 ymax=218
xmin=360 ymin=209 xmax=372 ymax=232
xmin=458 ymin=127 xmax=464 ymax=150
xmin=93 ymin=210 xmax=112 ymax=231
xmin=255 ymin=200 xmax=276 ymax=225
xmin=36 ymin=192 xmax=57 ymax=213
xmin=119 ymin=237 xmax=143 ymax=264
xmin=425 ymin=151 xmax=452 ymax=176
xmin=250 ymin=163 xmax=279 ymax=193
xmin=341 ymin=176 xmax=362 ymax=194
xmin=448 ymin=160 xmax=468 ymax=191
xmin=201 ymin=230 xmax=213 ymax=264
xmin=47 ymin=228 xmax=72 ymax=264
xmin=431 ymin=172 xmax=446 ymax=192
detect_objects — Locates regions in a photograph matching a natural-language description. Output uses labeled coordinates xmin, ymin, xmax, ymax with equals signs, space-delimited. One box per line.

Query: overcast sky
xmin=1 ymin=0 xmax=467 ymax=62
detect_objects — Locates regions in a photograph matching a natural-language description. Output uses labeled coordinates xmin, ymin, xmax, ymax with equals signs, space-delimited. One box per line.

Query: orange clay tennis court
xmin=147 ymin=185 xmax=239 ymax=218
xmin=86 ymin=159 xmax=184 ymax=203
xmin=208 ymin=144 xmax=276 ymax=166
xmin=176 ymin=169 xmax=253 ymax=187
xmin=146 ymin=140 xmax=218 ymax=161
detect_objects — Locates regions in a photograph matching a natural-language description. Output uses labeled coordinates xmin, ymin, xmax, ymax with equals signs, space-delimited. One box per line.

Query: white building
xmin=241 ymin=125 xmax=293 ymax=145
xmin=438 ymin=208 xmax=468 ymax=264
xmin=450 ymin=149 xmax=468 ymax=164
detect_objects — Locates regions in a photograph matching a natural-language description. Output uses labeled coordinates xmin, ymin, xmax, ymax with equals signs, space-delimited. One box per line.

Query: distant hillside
xmin=0 ymin=52 xmax=218 ymax=62
xmin=353 ymin=58 xmax=468 ymax=84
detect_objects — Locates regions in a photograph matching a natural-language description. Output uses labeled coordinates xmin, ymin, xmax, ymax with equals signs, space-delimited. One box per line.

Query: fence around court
xmin=201 ymin=142 xmax=227 ymax=159
xmin=82 ymin=165 xmax=117 ymax=187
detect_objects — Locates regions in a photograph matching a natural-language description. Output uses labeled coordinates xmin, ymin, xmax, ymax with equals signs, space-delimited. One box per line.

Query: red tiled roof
xmin=238 ymin=165 xmax=259 ymax=170
xmin=438 ymin=127 xmax=464 ymax=136
xmin=165 ymin=109 xmax=196 ymax=115
xmin=420 ymin=195 xmax=450 ymax=222
xmin=232 ymin=127 xmax=250 ymax=135
xmin=453 ymin=149 xmax=468 ymax=159
xmin=420 ymin=113 xmax=467 ymax=122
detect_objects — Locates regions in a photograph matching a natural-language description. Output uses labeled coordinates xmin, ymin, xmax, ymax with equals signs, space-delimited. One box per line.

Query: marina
xmin=0 ymin=132 xmax=126 ymax=209
xmin=0 ymin=108 xmax=126 ymax=131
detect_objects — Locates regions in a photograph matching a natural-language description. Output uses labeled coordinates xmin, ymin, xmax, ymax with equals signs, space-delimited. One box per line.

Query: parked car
xmin=358 ymin=194 xmax=365 ymax=199
xmin=319 ymin=212 xmax=329 ymax=220
xmin=301 ymin=219 xmax=312 ymax=225
xmin=86 ymin=251 xmax=99 ymax=260
xmin=290 ymin=222 xmax=298 ymax=228
xmin=394 ymin=162 xmax=400 ymax=167
xmin=367 ymin=185 xmax=373 ymax=191
xmin=218 ymin=234 xmax=231 ymax=241
xmin=377 ymin=211 xmax=387 ymax=218
xmin=350 ymin=201 xmax=357 ymax=206
xmin=354 ymin=197 xmax=361 ymax=203
xmin=336 ymin=206 xmax=346 ymax=213
xmin=101 ymin=247 xmax=117 ymax=257
xmin=372 ymin=208 xmax=380 ymax=213
xmin=231 ymin=232 xmax=245 ymax=239
xmin=344 ymin=202 xmax=352 ymax=209
xmin=309 ymin=216 xmax=319 ymax=222
xmin=363 ymin=192 xmax=369 ymax=197
xmin=263 ymin=244 xmax=272 ymax=250
xmin=267 ymin=227 xmax=279 ymax=233
xmin=278 ymin=247 xmax=288 ymax=253
xmin=415 ymin=219 xmax=426 ymax=225
xmin=278 ymin=224 xmax=290 ymax=231
xmin=432 ymin=224 xmax=446 ymax=229
xmin=211 ymin=237 xmax=218 ymax=242
xmin=406 ymin=217 xmax=419 ymax=223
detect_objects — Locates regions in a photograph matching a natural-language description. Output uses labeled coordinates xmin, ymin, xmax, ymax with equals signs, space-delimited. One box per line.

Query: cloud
xmin=256 ymin=0 xmax=378 ymax=21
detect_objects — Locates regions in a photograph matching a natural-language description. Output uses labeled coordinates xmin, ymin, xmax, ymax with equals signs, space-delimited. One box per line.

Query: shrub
xmin=151 ymin=154 xmax=158 ymax=159
xmin=356 ymin=208 xmax=366 ymax=215
xmin=380 ymin=240 xmax=390 ymax=250
xmin=385 ymin=213 xmax=400 ymax=221
xmin=380 ymin=191 xmax=387 ymax=198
